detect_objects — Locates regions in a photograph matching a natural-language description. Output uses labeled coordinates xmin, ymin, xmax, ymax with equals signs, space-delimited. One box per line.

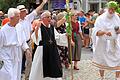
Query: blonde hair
xmin=56 ymin=12 xmax=65 ymax=21
xmin=71 ymin=10 xmax=79 ymax=16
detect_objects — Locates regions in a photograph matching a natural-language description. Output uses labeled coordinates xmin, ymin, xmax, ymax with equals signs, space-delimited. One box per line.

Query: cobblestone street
xmin=1 ymin=0 xmax=120 ymax=80
xmin=22 ymin=48 xmax=116 ymax=80
xmin=63 ymin=60 xmax=116 ymax=80
xmin=63 ymin=48 xmax=116 ymax=80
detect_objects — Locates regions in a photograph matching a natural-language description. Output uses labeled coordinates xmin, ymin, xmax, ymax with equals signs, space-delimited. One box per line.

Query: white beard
xmin=107 ymin=13 xmax=114 ymax=19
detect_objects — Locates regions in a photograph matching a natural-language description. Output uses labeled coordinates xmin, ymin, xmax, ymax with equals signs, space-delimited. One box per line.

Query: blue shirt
xmin=78 ymin=16 xmax=86 ymax=24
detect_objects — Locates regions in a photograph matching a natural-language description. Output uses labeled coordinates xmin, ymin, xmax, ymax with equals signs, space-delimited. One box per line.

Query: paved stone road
xmin=22 ymin=48 xmax=116 ymax=80
xmin=63 ymin=48 xmax=116 ymax=80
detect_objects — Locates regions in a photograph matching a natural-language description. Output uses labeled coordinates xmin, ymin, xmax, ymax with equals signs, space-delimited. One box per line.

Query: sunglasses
xmin=44 ymin=16 xmax=51 ymax=18
xmin=71 ymin=14 xmax=77 ymax=16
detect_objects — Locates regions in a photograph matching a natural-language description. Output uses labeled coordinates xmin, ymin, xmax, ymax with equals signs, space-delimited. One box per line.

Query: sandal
xmin=74 ymin=66 xmax=79 ymax=70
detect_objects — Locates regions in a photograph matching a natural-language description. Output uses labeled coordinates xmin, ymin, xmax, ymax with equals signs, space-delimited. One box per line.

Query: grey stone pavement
xmin=63 ymin=48 xmax=116 ymax=80
xmin=22 ymin=48 xmax=116 ymax=80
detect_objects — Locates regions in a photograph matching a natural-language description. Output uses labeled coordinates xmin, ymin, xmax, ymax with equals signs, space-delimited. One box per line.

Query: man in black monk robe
xmin=29 ymin=10 xmax=68 ymax=80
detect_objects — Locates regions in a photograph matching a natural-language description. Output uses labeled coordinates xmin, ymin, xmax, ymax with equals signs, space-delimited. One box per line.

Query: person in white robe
xmin=0 ymin=8 xmax=31 ymax=80
xmin=29 ymin=11 xmax=68 ymax=80
xmin=16 ymin=0 xmax=48 ymax=79
xmin=92 ymin=1 xmax=120 ymax=80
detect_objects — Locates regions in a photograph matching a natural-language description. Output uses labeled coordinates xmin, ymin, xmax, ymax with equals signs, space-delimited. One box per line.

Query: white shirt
xmin=19 ymin=10 xmax=37 ymax=41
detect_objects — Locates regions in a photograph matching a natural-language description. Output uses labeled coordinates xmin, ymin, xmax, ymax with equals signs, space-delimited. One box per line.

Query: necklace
xmin=43 ymin=26 xmax=53 ymax=44
xmin=8 ymin=23 xmax=14 ymax=27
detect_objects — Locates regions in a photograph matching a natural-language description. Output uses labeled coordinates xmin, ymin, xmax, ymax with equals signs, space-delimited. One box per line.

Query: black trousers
xmin=21 ymin=52 xmax=26 ymax=73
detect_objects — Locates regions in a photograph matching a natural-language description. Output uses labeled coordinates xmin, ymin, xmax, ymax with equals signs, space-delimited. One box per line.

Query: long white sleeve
xmin=0 ymin=30 xmax=4 ymax=48
xmin=25 ymin=10 xmax=37 ymax=23
xmin=78 ymin=21 xmax=82 ymax=33
xmin=15 ymin=23 xmax=29 ymax=51
xmin=21 ymin=37 xmax=29 ymax=51
xmin=54 ymin=28 xmax=68 ymax=47
xmin=31 ymin=27 xmax=41 ymax=45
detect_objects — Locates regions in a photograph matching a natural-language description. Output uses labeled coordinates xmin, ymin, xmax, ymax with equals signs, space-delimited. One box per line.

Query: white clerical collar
xmin=42 ymin=22 xmax=50 ymax=28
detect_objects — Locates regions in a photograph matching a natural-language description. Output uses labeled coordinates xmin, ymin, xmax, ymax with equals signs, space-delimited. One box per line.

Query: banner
xmin=52 ymin=0 xmax=73 ymax=9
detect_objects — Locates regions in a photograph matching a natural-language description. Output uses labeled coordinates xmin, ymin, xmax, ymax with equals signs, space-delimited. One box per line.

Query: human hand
xmin=62 ymin=17 xmax=66 ymax=22
xmin=81 ymin=36 xmax=84 ymax=40
xmin=66 ymin=33 xmax=68 ymax=37
xmin=34 ymin=21 xmax=42 ymax=32
xmin=43 ymin=0 xmax=48 ymax=4
xmin=71 ymin=40 xmax=75 ymax=47
xmin=25 ymin=49 xmax=32 ymax=62
xmin=105 ymin=32 xmax=112 ymax=36
xmin=116 ymin=29 xmax=120 ymax=34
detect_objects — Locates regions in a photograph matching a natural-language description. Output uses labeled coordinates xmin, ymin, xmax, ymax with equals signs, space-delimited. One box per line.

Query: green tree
xmin=18 ymin=0 xmax=31 ymax=9
xmin=0 ymin=0 xmax=30 ymax=13
xmin=0 ymin=0 xmax=9 ymax=13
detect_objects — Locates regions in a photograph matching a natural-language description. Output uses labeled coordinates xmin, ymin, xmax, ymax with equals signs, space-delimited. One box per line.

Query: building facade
xmin=48 ymin=0 xmax=108 ymax=12
xmin=32 ymin=0 xmax=108 ymax=13
xmin=81 ymin=0 xmax=108 ymax=13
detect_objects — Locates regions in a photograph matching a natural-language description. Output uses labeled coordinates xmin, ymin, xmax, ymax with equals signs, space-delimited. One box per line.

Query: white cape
xmin=92 ymin=11 xmax=120 ymax=70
